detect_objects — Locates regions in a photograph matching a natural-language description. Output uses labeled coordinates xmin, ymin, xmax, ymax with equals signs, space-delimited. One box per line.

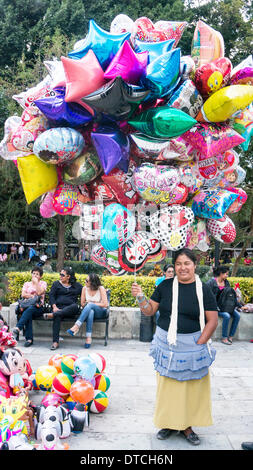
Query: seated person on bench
xmin=12 ymin=266 xmax=47 ymax=347
xmin=44 ymin=267 xmax=82 ymax=351
xmin=67 ymin=273 xmax=108 ymax=349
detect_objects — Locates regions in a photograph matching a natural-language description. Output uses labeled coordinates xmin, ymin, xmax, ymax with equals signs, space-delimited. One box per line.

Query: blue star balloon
xmin=34 ymin=87 xmax=93 ymax=127
xmin=134 ymin=38 xmax=175 ymax=64
xmin=91 ymin=125 xmax=130 ymax=174
xmin=68 ymin=20 xmax=131 ymax=70
xmin=141 ymin=48 xmax=181 ymax=99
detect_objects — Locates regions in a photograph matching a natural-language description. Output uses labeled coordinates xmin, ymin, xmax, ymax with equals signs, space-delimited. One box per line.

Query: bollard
xmin=139 ymin=312 xmax=154 ymax=342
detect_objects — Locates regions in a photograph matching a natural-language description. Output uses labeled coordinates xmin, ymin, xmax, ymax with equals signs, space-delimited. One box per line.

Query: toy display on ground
xmin=0 ymin=15 xmax=252 ymax=272
xmin=0 ymin=342 xmax=110 ymax=450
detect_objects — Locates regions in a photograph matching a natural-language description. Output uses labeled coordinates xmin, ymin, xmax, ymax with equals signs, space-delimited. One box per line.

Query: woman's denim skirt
xmin=150 ymin=326 xmax=216 ymax=381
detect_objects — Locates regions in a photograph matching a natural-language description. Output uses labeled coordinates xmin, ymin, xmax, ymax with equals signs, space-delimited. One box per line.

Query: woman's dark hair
xmin=31 ymin=266 xmax=43 ymax=276
xmin=163 ymin=264 xmax=174 ymax=273
xmin=213 ymin=265 xmax=230 ymax=277
xmin=63 ymin=266 xmax=76 ymax=285
xmin=87 ymin=273 xmax=101 ymax=290
xmin=174 ymin=248 xmax=197 ymax=265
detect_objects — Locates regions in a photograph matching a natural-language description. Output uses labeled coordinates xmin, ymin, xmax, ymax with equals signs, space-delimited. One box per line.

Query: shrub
xmin=6 ymin=272 xmax=253 ymax=307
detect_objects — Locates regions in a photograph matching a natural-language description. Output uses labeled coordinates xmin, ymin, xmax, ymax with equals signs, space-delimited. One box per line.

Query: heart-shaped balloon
xmin=206 ymin=215 xmax=236 ymax=243
xmin=191 ymin=189 xmax=238 ymax=219
xmin=91 ymin=243 xmax=126 ymax=276
xmin=118 ymin=231 xmax=166 ymax=272
xmin=100 ymin=203 xmax=136 ymax=251
xmin=133 ymin=163 xmax=180 ymax=201
xmin=194 ymin=57 xmax=232 ymax=98
xmin=215 ymin=149 xmax=239 ymax=172
xmin=149 ymin=205 xmax=194 ymax=250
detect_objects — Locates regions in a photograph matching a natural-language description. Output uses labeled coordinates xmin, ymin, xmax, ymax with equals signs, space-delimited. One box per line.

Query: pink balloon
xmin=62 ymin=50 xmax=106 ymax=103
xmin=104 ymin=40 xmax=148 ymax=84
xmin=40 ymin=192 xmax=57 ymax=218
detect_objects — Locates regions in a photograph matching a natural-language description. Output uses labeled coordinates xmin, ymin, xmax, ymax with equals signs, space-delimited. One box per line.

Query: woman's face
xmin=165 ymin=267 xmax=174 ymax=279
xmin=220 ymin=271 xmax=229 ymax=280
xmin=60 ymin=270 xmax=70 ymax=282
xmin=32 ymin=270 xmax=42 ymax=280
xmin=174 ymin=254 xmax=196 ymax=283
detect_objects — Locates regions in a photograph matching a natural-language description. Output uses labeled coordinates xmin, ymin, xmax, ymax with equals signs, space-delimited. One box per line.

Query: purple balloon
xmin=34 ymin=87 xmax=93 ymax=127
xmin=104 ymin=40 xmax=148 ymax=85
xmin=91 ymin=125 xmax=130 ymax=174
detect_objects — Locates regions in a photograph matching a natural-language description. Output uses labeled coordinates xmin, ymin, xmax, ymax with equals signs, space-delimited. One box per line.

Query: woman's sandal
xmin=221 ymin=338 xmax=232 ymax=345
xmin=50 ymin=342 xmax=59 ymax=351
xmin=67 ymin=327 xmax=79 ymax=337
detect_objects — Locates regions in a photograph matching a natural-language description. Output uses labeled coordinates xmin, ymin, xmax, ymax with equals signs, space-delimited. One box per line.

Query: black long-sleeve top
xmin=49 ymin=281 xmax=83 ymax=308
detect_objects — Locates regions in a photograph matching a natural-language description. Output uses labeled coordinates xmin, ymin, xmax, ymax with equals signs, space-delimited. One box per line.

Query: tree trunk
xmin=56 ymin=215 xmax=65 ymax=272
xmin=231 ymin=205 xmax=253 ymax=276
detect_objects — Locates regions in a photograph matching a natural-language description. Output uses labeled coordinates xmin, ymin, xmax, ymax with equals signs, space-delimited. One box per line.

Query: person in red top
xmin=243 ymin=255 xmax=252 ymax=265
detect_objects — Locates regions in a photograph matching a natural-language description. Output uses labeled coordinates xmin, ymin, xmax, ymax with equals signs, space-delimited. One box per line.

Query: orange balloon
xmin=48 ymin=354 xmax=65 ymax=373
xmin=70 ymin=379 xmax=94 ymax=405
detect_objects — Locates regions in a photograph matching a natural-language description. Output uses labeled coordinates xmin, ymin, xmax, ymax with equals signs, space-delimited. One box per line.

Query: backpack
xmin=217 ymin=287 xmax=237 ymax=314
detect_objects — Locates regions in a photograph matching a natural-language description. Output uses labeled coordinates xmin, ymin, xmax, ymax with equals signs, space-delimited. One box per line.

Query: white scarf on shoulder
xmin=167 ymin=274 xmax=205 ymax=346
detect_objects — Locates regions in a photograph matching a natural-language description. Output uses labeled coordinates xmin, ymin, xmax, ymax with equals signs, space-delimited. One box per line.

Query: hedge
xmin=6 ymin=272 xmax=253 ymax=307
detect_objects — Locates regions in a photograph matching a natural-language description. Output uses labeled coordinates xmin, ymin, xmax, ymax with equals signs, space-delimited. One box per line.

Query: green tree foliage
xmin=0 ymin=0 xmax=252 ymax=259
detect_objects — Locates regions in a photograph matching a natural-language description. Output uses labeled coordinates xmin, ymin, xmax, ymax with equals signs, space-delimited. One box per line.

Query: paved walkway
xmin=18 ymin=335 xmax=253 ymax=451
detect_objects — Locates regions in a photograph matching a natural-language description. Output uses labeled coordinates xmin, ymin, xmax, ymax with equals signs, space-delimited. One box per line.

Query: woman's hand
xmin=131 ymin=283 xmax=143 ymax=298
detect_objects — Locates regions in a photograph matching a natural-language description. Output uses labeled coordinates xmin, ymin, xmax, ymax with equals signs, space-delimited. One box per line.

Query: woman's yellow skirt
xmin=153 ymin=371 xmax=213 ymax=430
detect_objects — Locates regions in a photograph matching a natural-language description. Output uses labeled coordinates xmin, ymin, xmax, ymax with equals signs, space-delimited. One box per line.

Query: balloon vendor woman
xmin=132 ymin=248 xmax=218 ymax=446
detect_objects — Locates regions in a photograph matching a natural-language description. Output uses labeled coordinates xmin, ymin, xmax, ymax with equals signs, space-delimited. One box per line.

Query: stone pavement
xmin=17 ymin=335 xmax=253 ymax=451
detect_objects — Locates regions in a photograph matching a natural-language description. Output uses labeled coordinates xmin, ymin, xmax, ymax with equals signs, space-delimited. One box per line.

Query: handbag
xmin=18 ymin=295 xmax=42 ymax=310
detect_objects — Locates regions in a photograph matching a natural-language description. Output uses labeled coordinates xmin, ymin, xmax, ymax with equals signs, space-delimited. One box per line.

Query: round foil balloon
xmin=62 ymin=149 xmax=102 ymax=185
xmin=33 ymin=127 xmax=85 ymax=164
xmin=149 ymin=205 xmax=194 ymax=250
xmin=100 ymin=203 xmax=136 ymax=251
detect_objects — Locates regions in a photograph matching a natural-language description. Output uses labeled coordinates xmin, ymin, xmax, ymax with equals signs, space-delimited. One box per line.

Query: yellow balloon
xmin=17 ymin=153 xmax=58 ymax=204
xmin=197 ymin=85 xmax=253 ymax=123
xmin=35 ymin=365 xmax=58 ymax=391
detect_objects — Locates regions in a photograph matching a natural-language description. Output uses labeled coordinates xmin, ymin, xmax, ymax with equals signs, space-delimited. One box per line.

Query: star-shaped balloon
xmin=104 ymin=40 xmax=148 ymax=84
xmin=141 ymin=48 xmax=181 ymax=99
xmin=91 ymin=125 xmax=130 ymax=174
xmin=34 ymin=87 xmax=93 ymax=127
xmin=82 ymin=76 xmax=150 ymax=120
xmin=61 ymin=50 xmax=106 ymax=103
xmin=134 ymin=38 xmax=175 ymax=64
xmin=129 ymin=106 xmax=197 ymax=139
xmin=44 ymin=60 xmax=66 ymax=88
xmin=68 ymin=19 xmax=131 ymax=70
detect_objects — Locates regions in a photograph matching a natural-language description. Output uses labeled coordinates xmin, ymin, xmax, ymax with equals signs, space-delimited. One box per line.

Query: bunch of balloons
xmin=35 ymin=352 xmax=110 ymax=414
xmin=0 ymin=14 xmax=252 ymax=273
